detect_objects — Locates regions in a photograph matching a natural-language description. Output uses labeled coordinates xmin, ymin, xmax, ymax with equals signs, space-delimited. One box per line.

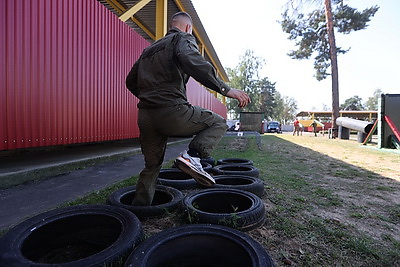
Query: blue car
xmin=267 ymin=121 xmax=282 ymax=133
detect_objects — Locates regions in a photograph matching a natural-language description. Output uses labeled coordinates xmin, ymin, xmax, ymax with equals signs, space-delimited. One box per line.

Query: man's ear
xmin=185 ymin=24 xmax=192 ymax=34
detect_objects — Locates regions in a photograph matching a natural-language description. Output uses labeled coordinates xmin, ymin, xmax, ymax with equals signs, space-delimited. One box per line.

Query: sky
xmin=191 ymin=0 xmax=400 ymax=112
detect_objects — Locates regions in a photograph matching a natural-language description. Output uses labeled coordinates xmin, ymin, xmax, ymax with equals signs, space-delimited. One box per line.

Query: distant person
xmin=293 ymin=119 xmax=300 ymax=136
xmin=126 ymin=12 xmax=251 ymax=206
xmin=311 ymin=121 xmax=318 ymax=136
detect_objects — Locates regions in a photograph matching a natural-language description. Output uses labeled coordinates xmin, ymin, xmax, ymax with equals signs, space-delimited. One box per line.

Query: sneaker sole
xmin=175 ymin=158 xmax=215 ymax=187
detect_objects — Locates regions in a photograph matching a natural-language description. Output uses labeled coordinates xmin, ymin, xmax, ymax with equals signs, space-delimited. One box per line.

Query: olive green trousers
xmin=132 ymin=104 xmax=228 ymax=206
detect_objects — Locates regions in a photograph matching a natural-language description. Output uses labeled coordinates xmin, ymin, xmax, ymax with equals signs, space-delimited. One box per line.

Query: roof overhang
xmin=97 ymin=0 xmax=229 ymax=82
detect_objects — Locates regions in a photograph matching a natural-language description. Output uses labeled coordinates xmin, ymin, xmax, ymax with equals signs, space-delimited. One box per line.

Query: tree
xmin=274 ymin=92 xmax=298 ymax=124
xmin=281 ymin=0 xmax=379 ymax=136
xmin=340 ymin=95 xmax=364 ymax=110
xmin=227 ymin=50 xmax=277 ymax=119
xmin=255 ymin=77 xmax=278 ymax=120
xmin=365 ymin=89 xmax=382 ymax=110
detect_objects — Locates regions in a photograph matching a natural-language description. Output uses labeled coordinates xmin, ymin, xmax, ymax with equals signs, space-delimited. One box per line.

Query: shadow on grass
xmin=212 ymin=134 xmax=400 ymax=266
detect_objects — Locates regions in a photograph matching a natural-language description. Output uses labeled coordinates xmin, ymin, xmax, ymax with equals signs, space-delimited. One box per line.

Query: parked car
xmin=228 ymin=121 xmax=241 ymax=132
xmin=266 ymin=121 xmax=282 ymax=133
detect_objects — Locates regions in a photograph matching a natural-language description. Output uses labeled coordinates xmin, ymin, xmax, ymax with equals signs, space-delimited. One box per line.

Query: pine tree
xmin=281 ymin=0 xmax=379 ymax=136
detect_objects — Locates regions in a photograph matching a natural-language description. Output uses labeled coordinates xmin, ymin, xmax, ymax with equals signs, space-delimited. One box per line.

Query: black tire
xmin=212 ymin=164 xmax=260 ymax=178
xmin=213 ymin=175 xmax=264 ymax=197
xmin=202 ymin=162 xmax=213 ymax=173
xmin=200 ymin=156 xmax=216 ymax=167
xmin=107 ymin=185 xmax=184 ymax=218
xmin=171 ymin=161 xmax=213 ymax=173
xmin=217 ymin=158 xmax=254 ymax=166
xmin=124 ymin=224 xmax=274 ymax=267
xmin=0 ymin=204 xmax=143 ymax=267
xmin=181 ymin=188 xmax=266 ymax=232
xmin=157 ymin=168 xmax=198 ymax=190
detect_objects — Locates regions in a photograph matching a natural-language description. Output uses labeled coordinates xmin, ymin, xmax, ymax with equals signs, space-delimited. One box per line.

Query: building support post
xmin=156 ymin=0 xmax=167 ymax=40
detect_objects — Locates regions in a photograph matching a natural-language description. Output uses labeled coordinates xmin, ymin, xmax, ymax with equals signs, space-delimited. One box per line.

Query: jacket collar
xmin=167 ymin=27 xmax=182 ymax=36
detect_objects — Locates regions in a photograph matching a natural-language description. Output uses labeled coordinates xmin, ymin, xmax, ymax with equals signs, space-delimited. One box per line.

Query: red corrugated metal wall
xmin=1 ymin=0 xmax=227 ymax=151
xmin=187 ymin=78 xmax=227 ymax=119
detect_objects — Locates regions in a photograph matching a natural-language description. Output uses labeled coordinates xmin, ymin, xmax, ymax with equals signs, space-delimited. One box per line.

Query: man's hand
xmin=226 ymin=88 xmax=251 ymax=108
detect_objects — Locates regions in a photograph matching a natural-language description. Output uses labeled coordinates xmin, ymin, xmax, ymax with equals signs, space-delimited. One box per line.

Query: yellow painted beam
xmin=131 ymin=17 xmax=156 ymax=40
xmin=156 ymin=0 xmax=168 ymax=40
xmin=197 ymin=43 xmax=204 ymax=56
xmin=107 ymin=0 xmax=155 ymax=40
xmin=119 ymin=0 xmax=152 ymax=22
xmin=105 ymin=0 xmax=123 ymax=13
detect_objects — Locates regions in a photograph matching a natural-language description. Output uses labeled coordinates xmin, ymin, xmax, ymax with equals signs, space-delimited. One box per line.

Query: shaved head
xmin=170 ymin=12 xmax=193 ymax=34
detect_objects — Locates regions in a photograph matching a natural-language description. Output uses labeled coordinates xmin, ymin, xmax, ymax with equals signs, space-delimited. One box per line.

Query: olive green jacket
xmin=126 ymin=27 xmax=230 ymax=109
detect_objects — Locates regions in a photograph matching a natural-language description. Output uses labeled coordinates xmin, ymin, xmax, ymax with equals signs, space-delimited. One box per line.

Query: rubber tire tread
xmin=0 ymin=204 xmax=143 ymax=267
xmin=213 ymin=175 xmax=264 ymax=197
xmin=212 ymin=164 xmax=260 ymax=178
xmin=124 ymin=224 xmax=275 ymax=267
xmin=171 ymin=162 xmax=213 ymax=173
xmin=200 ymin=156 xmax=216 ymax=167
xmin=157 ymin=168 xmax=199 ymax=190
xmin=181 ymin=188 xmax=266 ymax=232
xmin=107 ymin=185 xmax=184 ymax=218
xmin=216 ymin=158 xmax=254 ymax=166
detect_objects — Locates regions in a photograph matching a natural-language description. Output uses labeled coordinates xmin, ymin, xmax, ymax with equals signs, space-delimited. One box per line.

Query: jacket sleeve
xmin=175 ymin=34 xmax=231 ymax=96
xmin=126 ymin=59 xmax=140 ymax=97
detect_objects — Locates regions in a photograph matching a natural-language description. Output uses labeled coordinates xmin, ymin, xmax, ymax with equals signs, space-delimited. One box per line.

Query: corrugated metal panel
xmin=1 ymin=0 xmax=7 ymax=150
xmin=1 ymin=0 xmax=147 ymax=150
xmin=1 ymin=0 xmax=227 ymax=151
xmin=187 ymin=78 xmax=227 ymax=119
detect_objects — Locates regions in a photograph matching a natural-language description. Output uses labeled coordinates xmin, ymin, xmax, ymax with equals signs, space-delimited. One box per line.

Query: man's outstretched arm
xmin=226 ymin=88 xmax=251 ymax=108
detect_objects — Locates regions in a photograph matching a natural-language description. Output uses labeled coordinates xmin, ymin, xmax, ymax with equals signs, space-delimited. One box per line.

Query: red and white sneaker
xmin=175 ymin=151 xmax=215 ymax=187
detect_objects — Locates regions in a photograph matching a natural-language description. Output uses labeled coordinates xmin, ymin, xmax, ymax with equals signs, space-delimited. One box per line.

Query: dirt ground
xmin=284 ymin=132 xmax=399 ymax=182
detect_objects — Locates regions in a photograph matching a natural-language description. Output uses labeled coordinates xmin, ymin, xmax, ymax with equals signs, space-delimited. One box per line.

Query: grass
xmin=60 ymin=176 xmax=138 ymax=207
xmin=212 ymin=135 xmax=400 ymax=266
xmin=4 ymin=134 xmax=399 ymax=266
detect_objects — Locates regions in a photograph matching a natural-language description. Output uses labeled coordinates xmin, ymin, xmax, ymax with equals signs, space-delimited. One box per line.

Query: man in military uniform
xmin=126 ymin=11 xmax=250 ymax=206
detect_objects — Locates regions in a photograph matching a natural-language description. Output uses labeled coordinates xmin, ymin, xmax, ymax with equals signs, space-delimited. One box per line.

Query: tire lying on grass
xmin=217 ymin=158 xmax=254 ymax=166
xmin=200 ymin=156 xmax=216 ymax=167
xmin=0 ymin=204 xmax=143 ymax=267
xmin=157 ymin=168 xmax=199 ymax=190
xmin=212 ymin=164 xmax=260 ymax=178
xmin=124 ymin=224 xmax=275 ymax=267
xmin=181 ymin=188 xmax=266 ymax=232
xmin=107 ymin=185 xmax=183 ymax=218
xmin=213 ymin=175 xmax=264 ymax=197
xmin=171 ymin=162 xmax=213 ymax=173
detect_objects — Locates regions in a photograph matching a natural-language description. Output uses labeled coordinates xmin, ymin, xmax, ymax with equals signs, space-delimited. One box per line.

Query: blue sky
xmin=191 ymin=0 xmax=400 ymax=111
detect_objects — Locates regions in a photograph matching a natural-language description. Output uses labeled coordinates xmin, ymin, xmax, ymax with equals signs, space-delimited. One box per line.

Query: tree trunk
xmin=324 ymin=0 xmax=340 ymax=137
